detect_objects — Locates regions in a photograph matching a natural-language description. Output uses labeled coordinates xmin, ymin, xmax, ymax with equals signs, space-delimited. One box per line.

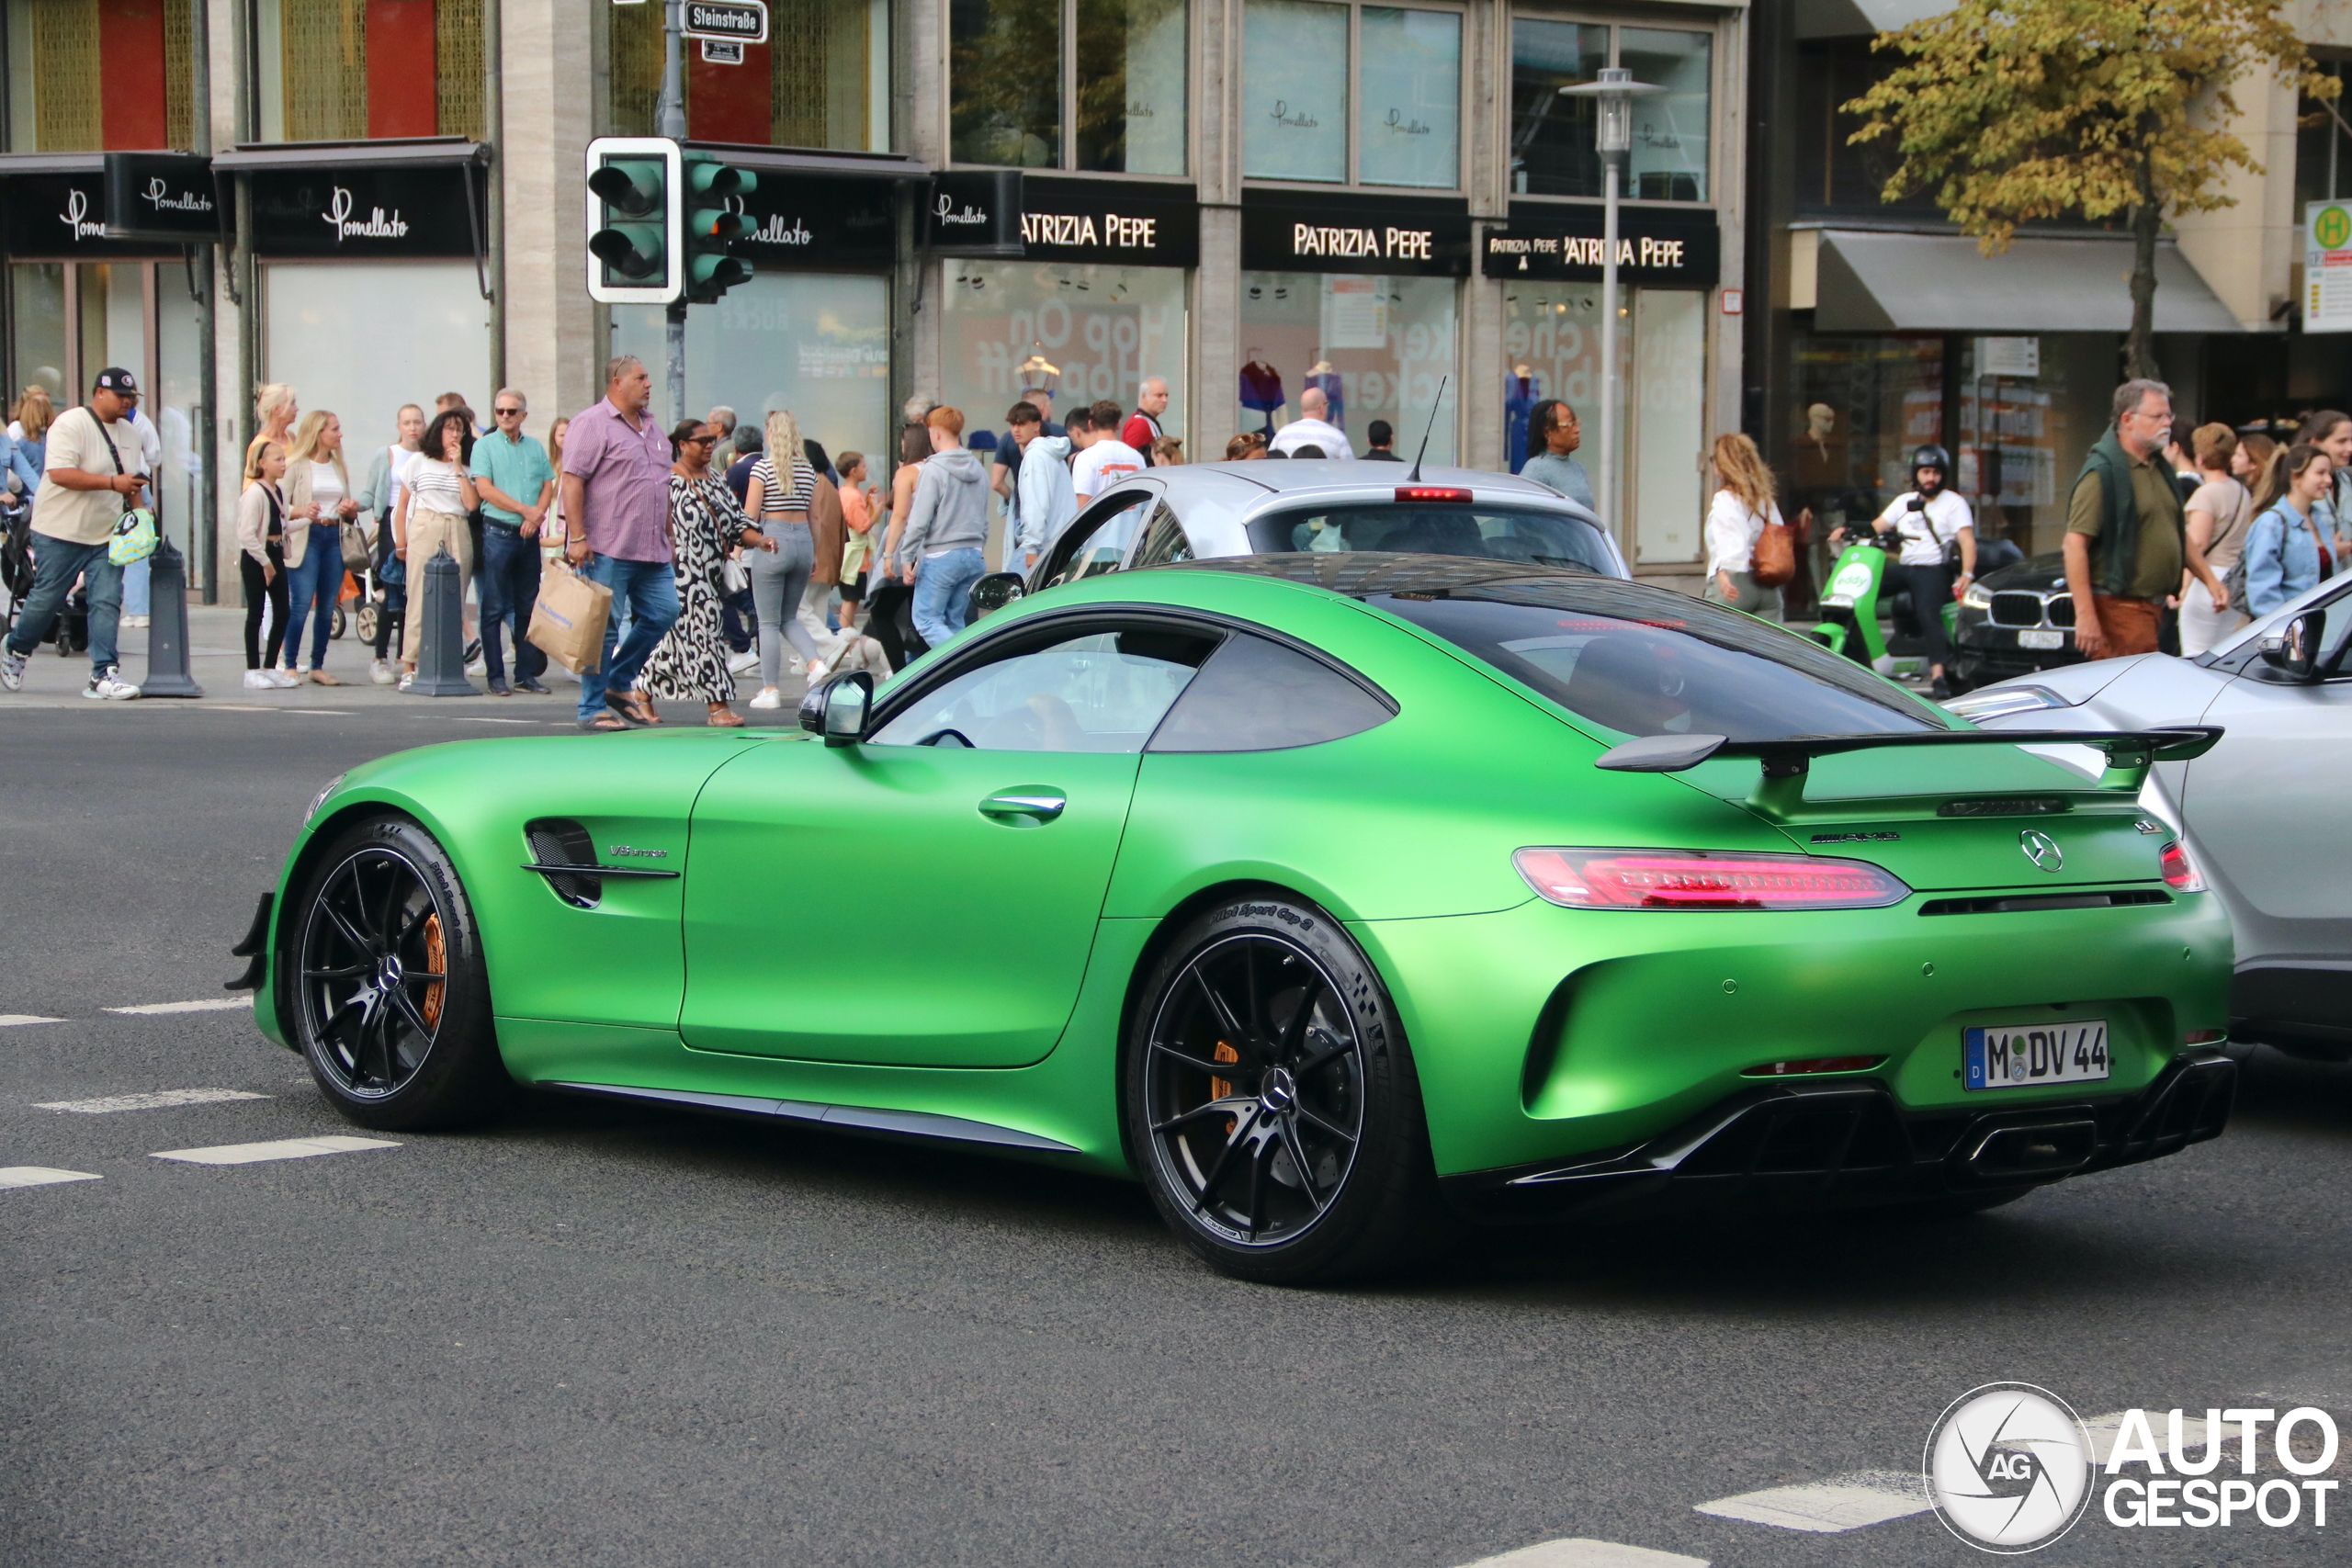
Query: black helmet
xmin=1912 ymin=444 xmax=1951 ymax=476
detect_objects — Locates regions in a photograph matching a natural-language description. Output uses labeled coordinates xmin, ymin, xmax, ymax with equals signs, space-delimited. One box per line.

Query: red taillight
xmin=2160 ymin=840 xmax=2205 ymax=892
xmin=1395 ymin=486 xmax=1475 ymax=503
xmin=1743 ymin=1055 xmax=1886 ymax=1077
xmin=1514 ymin=848 xmax=1912 ymax=910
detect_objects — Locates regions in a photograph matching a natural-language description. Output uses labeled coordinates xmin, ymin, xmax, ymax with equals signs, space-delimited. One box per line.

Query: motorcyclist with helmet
xmin=1871 ymin=445 xmax=1977 ymax=698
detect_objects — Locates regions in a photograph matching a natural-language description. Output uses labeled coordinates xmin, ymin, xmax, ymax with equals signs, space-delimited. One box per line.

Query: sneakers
xmin=0 ymin=649 xmax=25 ymax=692
xmin=727 ymin=650 xmax=760 ymax=676
xmin=514 ymin=676 xmax=551 ymax=694
xmin=269 ymin=669 xmax=300 ymax=689
xmin=243 ymin=669 xmax=277 ymax=690
xmin=397 ymin=670 xmax=415 ymax=692
xmin=369 ymin=659 xmax=397 ymax=685
xmin=121 ymin=615 xmax=150 ymax=629
xmin=748 ymin=687 xmax=784 ymax=710
xmin=488 ymin=676 xmax=513 ymax=697
xmin=85 ymin=665 xmax=140 ymax=701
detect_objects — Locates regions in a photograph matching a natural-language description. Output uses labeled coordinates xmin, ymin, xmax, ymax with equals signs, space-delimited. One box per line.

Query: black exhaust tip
xmin=1963 ymin=1116 xmax=2099 ymax=1178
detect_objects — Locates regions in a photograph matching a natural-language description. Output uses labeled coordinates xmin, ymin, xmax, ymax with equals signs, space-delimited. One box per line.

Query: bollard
xmin=138 ymin=536 xmax=204 ymax=698
xmin=409 ymin=543 xmax=479 ymax=696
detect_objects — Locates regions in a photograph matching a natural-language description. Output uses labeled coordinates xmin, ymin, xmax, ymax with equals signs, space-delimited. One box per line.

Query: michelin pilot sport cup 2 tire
xmin=285 ymin=813 xmax=512 ymax=1132
xmin=1125 ymin=892 xmax=1446 ymax=1284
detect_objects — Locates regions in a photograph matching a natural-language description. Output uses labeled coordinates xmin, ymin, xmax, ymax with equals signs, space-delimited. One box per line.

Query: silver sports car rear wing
xmin=1594 ymin=726 xmax=2223 ymax=821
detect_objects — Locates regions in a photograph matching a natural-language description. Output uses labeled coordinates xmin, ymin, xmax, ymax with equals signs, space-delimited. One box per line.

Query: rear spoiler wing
xmin=1595 ymin=727 xmax=2223 ymax=822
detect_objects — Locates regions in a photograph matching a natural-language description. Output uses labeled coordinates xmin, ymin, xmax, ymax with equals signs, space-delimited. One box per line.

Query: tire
xmin=1124 ymin=893 xmax=1443 ymax=1285
xmin=355 ymin=602 xmax=379 ymax=646
xmin=283 ymin=814 xmax=512 ymax=1131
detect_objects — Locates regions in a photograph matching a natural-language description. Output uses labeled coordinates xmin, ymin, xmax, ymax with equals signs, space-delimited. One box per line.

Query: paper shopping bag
xmin=528 ymin=559 xmax=613 ymax=674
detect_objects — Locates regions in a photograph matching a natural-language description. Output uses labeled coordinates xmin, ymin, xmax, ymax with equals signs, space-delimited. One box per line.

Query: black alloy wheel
xmin=289 ymin=816 xmax=510 ymax=1130
xmin=1126 ymin=896 xmax=1443 ymax=1284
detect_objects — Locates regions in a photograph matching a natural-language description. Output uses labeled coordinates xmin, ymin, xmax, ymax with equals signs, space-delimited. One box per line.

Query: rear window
xmin=1245 ymin=503 xmax=1616 ymax=576
xmin=1373 ymin=579 xmax=1948 ymax=740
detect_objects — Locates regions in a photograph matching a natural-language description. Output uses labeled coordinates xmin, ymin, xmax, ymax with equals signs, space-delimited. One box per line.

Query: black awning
xmin=209 ymin=138 xmax=487 ymax=172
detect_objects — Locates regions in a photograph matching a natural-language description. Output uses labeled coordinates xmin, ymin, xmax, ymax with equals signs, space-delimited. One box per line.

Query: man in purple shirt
xmin=560 ymin=356 xmax=679 ymax=730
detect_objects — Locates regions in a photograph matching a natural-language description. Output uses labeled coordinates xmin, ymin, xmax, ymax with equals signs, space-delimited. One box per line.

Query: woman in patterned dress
xmin=640 ymin=419 xmax=758 ymax=727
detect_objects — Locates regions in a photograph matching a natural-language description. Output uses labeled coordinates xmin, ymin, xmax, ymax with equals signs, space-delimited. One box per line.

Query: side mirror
xmin=798 ymin=671 xmax=875 ymax=745
xmin=967 ymin=570 xmax=1026 ymax=624
xmin=2259 ymin=608 xmax=2326 ymax=682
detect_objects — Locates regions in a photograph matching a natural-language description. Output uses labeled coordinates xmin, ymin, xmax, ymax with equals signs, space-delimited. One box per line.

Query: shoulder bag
xmin=1749 ymin=502 xmax=1794 ymax=588
xmin=82 ymin=409 xmax=157 ymax=568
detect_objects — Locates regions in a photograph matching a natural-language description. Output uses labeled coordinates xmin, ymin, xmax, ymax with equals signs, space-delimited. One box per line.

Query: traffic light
xmin=682 ymin=152 xmax=757 ymax=304
xmin=584 ymin=137 xmax=681 ymax=305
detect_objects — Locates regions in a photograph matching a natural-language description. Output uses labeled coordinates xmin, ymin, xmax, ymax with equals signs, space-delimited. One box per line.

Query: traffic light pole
xmin=660 ymin=0 xmax=687 ymax=427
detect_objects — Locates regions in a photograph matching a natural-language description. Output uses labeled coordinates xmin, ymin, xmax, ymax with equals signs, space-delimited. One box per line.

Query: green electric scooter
xmin=1805 ymin=503 xmax=1958 ymax=680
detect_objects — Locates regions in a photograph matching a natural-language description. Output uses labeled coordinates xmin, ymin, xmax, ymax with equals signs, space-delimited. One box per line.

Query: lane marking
xmin=0 ymin=1015 xmax=67 ymax=1027
xmin=1693 ymin=1471 xmax=1928 ymax=1533
xmin=151 ymin=1135 xmax=398 ymax=1166
xmin=0 ymin=1167 xmax=103 ymax=1189
xmin=450 ymin=716 xmax=535 ymax=724
xmin=104 ymin=998 xmax=254 ymax=1016
xmin=35 ymin=1089 xmax=271 ymax=1114
xmin=1456 ymin=1540 xmax=1708 ymax=1568
xmin=2081 ymin=1408 xmax=2210 ymax=1465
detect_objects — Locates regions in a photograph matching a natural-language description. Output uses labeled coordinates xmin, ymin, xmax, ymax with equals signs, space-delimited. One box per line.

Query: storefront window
xmin=1957 ymin=333 xmax=2110 ymax=559
xmin=1358 ymin=7 xmax=1458 ymax=190
xmin=4 ymin=0 xmax=195 ymax=150
xmin=610 ymin=0 xmax=888 ymax=151
xmin=1237 ymin=272 xmax=1456 ymax=464
xmin=262 ymin=260 xmax=492 ymax=450
xmin=951 ymin=0 xmax=1187 ymax=174
xmin=254 ymin=0 xmax=485 ymax=143
xmin=1510 ymin=18 xmax=1707 ymax=200
xmin=7 ymin=264 xmax=66 ymax=401
xmin=1619 ymin=28 xmax=1709 ymax=202
xmin=613 ymin=272 xmax=892 ymax=470
xmin=1784 ymin=334 xmax=1942 ymax=572
xmin=1630 ymin=287 xmax=1703 ymax=563
xmin=1243 ymin=0 xmax=1459 ymax=189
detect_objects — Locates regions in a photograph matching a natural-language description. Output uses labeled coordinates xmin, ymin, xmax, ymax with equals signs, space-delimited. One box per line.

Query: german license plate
xmin=1965 ymin=1021 xmax=2110 ymax=1090
xmin=2018 ymin=629 xmax=2066 ymax=650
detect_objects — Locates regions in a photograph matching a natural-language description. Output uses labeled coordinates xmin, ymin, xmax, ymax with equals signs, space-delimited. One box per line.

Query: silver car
xmin=1948 ymin=573 xmax=2352 ymax=1059
xmin=973 ymin=460 xmax=1626 ymax=612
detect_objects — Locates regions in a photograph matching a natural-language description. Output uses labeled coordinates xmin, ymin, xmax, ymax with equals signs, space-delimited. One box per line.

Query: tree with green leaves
xmin=1845 ymin=0 xmax=2338 ymax=379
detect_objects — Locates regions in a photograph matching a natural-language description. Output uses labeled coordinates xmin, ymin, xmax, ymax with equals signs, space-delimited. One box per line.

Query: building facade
xmin=0 ymin=0 xmax=1749 ymax=601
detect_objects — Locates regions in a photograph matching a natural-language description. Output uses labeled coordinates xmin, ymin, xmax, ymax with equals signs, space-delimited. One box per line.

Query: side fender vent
xmin=525 ymin=818 xmax=603 ymax=908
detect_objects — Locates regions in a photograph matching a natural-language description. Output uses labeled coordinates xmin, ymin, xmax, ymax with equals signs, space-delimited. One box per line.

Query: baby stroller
xmin=0 ymin=496 xmax=29 ymax=640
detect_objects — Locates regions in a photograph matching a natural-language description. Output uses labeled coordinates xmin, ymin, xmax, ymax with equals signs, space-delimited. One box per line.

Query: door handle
xmin=979 ymin=787 xmax=1067 ymax=824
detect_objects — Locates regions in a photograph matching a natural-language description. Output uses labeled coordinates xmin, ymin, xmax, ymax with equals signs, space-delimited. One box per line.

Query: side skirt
xmin=547 ymin=1080 xmax=1081 ymax=1155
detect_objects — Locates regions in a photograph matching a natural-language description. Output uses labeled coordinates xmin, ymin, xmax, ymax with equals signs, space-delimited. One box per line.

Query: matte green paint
xmin=256 ymin=567 xmax=2233 ymax=1183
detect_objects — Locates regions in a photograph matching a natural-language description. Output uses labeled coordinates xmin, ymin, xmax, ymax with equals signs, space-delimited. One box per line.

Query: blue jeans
xmin=6 ymin=535 xmax=122 ymax=674
xmin=910 ymin=547 xmax=986 ymax=650
xmin=577 ymin=554 xmax=680 ymax=722
xmin=284 ymin=525 xmax=344 ymax=669
xmin=479 ymin=524 xmax=547 ymax=682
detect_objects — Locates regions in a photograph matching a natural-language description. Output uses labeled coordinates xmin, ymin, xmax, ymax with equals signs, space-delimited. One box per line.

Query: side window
xmin=869 ymin=625 xmax=1219 ymax=753
xmin=1148 ymin=632 xmax=1397 ymax=752
xmin=1125 ymin=502 xmax=1193 ymax=570
xmin=1044 ymin=491 xmax=1153 ymax=588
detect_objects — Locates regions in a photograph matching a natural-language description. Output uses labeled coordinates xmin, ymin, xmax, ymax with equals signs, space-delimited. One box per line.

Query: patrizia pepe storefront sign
xmin=1018 ymin=178 xmax=1199 ymax=267
xmin=1239 ymin=190 xmax=1470 ymax=276
xmin=1479 ymin=204 xmax=1720 ymax=288
xmin=250 ymin=166 xmax=481 ymax=257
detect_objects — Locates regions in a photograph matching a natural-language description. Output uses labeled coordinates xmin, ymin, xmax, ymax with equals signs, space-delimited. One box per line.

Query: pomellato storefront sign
xmin=250 ymin=165 xmax=481 ymax=257
xmin=1 ymin=174 xmax=171 ymax=257
xmin=1480 ymin=203 xmax=1721 ymax=288
xmin=724 ymin=175 xmax=894 ymax=267
xmin=103 ymin=152 xmax=217 ymax=243
xmin=1239 ymin=190 xmax=1469 ymax=276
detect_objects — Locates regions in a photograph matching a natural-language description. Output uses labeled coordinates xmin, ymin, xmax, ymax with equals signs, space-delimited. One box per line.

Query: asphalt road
xmin=5 ymin=699 xmax=2350 ymax=1568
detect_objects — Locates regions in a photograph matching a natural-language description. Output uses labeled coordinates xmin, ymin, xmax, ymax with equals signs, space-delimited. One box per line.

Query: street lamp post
xmin=1562 ymin=67 xmax=1661 ymax=555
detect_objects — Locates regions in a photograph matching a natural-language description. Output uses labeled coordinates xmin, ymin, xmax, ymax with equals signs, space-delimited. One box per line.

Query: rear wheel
xmin=286 ymin=815 xmax=511 ymax=1130
xmin=1125 ymin=895 xmax=1442 ymax=1284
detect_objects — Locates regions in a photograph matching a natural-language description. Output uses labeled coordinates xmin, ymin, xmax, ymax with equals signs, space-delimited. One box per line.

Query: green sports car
xmin=236 ymin=556 xmax=2239 ymax=1283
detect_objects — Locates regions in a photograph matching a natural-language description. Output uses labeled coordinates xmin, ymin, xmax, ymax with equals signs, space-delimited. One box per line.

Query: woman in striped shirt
xmin=741 ymin=409 xmax=826 ymax=710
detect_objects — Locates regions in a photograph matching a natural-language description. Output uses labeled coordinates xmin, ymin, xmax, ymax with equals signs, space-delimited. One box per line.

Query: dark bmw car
xmin=1951 ymin=553 xmax=2086 ymax=688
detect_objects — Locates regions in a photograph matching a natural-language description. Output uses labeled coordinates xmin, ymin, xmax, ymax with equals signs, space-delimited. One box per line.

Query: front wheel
xmin=1124 ymin=895 xmax=1443 ymax=1284
xmin=285 ymin=815 xmax=512 ymax=1130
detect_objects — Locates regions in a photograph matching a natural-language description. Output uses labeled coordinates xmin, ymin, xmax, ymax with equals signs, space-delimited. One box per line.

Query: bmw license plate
xmin=1965 ymin=1021 xmax=2110 ymax=1090
xmin=2017 ymin=629 xmax=2066 ymax=650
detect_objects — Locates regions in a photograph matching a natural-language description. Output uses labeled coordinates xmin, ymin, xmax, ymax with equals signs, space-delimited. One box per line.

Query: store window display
xmin=1236 ymin=273 xmax=1456 ymax=464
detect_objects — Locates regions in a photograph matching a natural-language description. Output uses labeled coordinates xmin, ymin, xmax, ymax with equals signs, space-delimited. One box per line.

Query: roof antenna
xmin=1406 ymin=375 xmax=1450 ymax=484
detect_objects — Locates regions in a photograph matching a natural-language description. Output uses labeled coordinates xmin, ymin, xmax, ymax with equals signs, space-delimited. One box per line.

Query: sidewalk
xmin=6 ymin=603 xmax=813 ymax=725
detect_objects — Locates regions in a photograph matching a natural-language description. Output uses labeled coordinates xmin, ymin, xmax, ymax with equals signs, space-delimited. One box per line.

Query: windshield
xmin=1246 ymin=503 xmax=1617 ymax=576
xmin=1373 ymin=579 xmax=1948 ymax=740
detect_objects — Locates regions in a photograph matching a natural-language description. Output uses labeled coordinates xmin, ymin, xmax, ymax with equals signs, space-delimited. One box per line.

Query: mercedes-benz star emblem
xmin=2020 ymin=829 xmax=2064 ymax=873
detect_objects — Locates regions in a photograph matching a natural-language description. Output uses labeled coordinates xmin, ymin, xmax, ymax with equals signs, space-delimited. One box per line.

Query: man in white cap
xmin=1 ymin=367 xmax=148 ymax=700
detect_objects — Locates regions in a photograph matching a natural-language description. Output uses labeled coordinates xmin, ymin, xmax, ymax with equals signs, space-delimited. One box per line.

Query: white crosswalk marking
xmin=1692 ymin=1471 xmax=1929 ymax=1533
xmin=0 ymin=1015 xmax=67 ymax=1027
xmin=35 ymin=1089 xmax=271 ymax=1114
xmin=0 ymin=1167 xmax=103 ymax=1189
xmin=105 ymin=998 xmax=254 ymax=1016
xmin=151 ymin=1135 xmax=397 ymax=1166
xmin=1455 ymin=1540 xmax=1709 ymax=1568
xmin=2081 ymin=1409 xmax=2211 ymax=1464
